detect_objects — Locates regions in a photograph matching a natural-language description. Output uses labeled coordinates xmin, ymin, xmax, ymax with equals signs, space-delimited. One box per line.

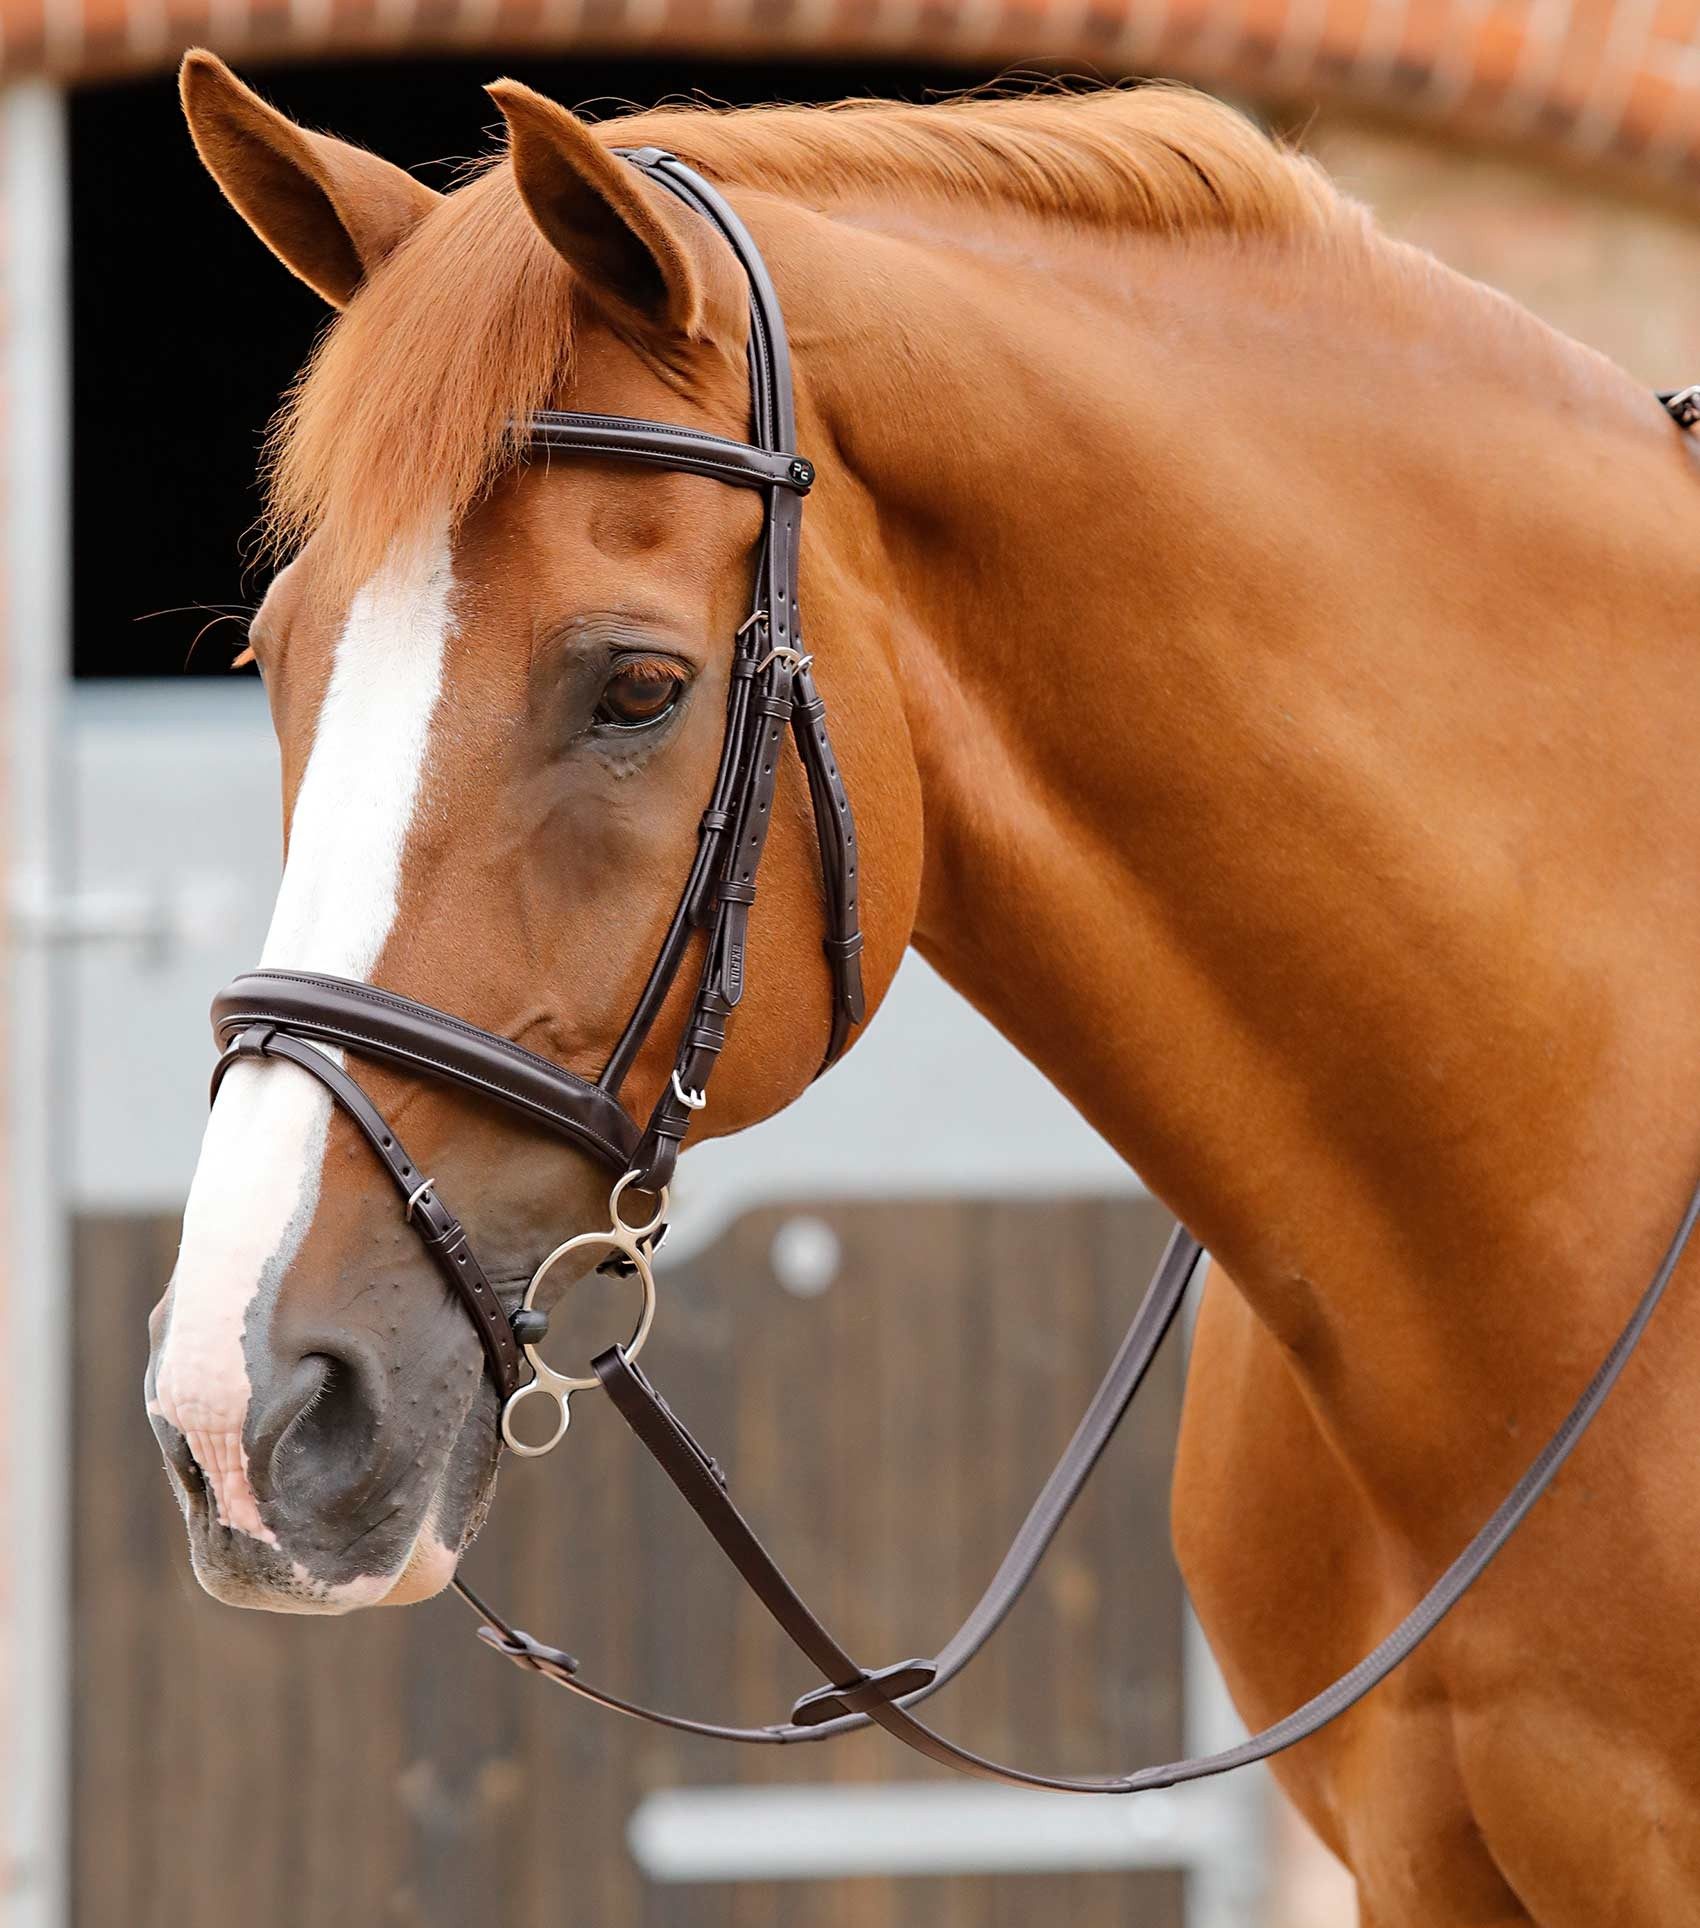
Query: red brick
xmin=1387 ymin=0 xmax=1450 ymax=79
xmin=1614 ymin=65 xmax=1682 ymax=145
xmin=823 ymin=0 xmax=883 ymax=46
xmin=0 ymin=0 xmax=46 ymax=67
xmin=486 ymin=0 xmax=546 ymax=39
xmin=1236 ymin=0 xmax=1296 ymax=47
xmin=1315 ymin=0 xmax=1378 ymax=71
xmin=1534 ymin=27 xmax=1629 ymax=124
xmin=1469 ymin=10 xmax=1529 ymax=90
xmin=662 ymin=0 xmax=723 ymax=37
xmin=1150 ymin=11 xmax=1208 ymax=59
xmin=996 ymin=0 xmax=1054 ymax=44
xmin=68 ymin=0 xmax=128 ymax=62
xmin=1079 ymin=2 xmax=1136 ymax=49
xmin=1650 ymin=0 xmax=1700 ymax=45
xmin=161 ymin=0 xmax=214 ymax=39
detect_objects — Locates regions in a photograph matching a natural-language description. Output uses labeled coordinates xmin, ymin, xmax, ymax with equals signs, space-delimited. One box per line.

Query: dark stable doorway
xmin=68 ymin=51 xmax=999 ymax=680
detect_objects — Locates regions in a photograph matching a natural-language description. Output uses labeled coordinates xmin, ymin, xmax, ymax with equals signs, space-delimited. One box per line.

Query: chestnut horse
xmin=149 ymin=52 xmax=1700 ymax=1923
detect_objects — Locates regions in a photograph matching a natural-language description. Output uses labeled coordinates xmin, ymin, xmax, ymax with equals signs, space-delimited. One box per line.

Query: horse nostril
xmin=282 ymin=1353 xmax=368 ymax=1459
xmin=247 ymin=1344 xmax=385 ymax=1509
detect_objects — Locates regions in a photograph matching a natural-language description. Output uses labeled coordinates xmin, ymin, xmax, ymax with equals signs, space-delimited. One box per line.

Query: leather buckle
xmin=475 ymin=1622 xmax=581 ymax=1676
xmin=789 ymin=1658 xmax=937 ymax=1727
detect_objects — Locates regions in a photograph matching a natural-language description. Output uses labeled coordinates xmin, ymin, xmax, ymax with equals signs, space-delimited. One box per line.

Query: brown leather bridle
xmin=208 ymin=154 xmax=1700 ymax=1793
xmin=211 ymin=151 xmax=862 ymax=1407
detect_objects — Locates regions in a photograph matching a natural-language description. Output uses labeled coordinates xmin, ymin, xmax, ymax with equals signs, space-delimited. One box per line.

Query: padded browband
xmin=527 ymin=413 xmax=815 ymax=495
xmin=212 ymin=971 xmax=640 ymax=1173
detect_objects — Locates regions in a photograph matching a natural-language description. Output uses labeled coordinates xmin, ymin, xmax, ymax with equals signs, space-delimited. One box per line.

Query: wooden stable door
xmin=74 ymin=1196 xmax=1189 ymax=1927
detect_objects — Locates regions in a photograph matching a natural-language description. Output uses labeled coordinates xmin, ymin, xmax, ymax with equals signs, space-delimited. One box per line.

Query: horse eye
xmin=595 ymin=662 xmax=685 ymax=731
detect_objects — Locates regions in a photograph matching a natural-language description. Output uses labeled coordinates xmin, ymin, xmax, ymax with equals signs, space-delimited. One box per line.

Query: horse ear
xmin=486 ymin=81 xmax=715 ymax=339
xmin=180 ymin=50 xmax=439 ymax=309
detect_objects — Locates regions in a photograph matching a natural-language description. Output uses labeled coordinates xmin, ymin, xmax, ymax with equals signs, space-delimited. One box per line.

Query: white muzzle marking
xmin=152 ymin=533 xmax=455 ymax=1546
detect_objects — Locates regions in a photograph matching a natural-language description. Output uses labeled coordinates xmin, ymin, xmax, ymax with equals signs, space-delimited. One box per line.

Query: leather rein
xmin=208 ymin=152 xmax=1700 ymax=1792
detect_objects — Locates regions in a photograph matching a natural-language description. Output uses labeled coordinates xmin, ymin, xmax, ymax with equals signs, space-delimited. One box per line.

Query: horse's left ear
xmin=487 ymin=82 xmax=724 ymax=340
xmin=181 ymin=51 xmax=439 ymax=307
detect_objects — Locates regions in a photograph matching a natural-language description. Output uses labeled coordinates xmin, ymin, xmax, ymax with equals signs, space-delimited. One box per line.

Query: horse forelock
xmin=265 ymin=83 xmax=1342 ymax=596
xmin=264 ymin=164 xmax=579 ymax=598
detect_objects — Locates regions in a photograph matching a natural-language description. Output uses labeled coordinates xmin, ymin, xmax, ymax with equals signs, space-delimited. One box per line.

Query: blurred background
xmin=3 ymin=8 xmax=1699 ymax=1925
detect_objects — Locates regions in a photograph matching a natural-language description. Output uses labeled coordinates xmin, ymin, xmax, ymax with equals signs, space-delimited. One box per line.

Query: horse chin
xmin=371 ymin=1528 xmax=463 ymax=1606
xmin=185 ymin=1513 xmax=463 ymax=1615
xmin=175 ymin=1425 xmax=493 ymax=1615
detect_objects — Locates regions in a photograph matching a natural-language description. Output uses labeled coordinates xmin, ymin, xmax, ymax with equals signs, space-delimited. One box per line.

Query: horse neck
xmin=787 ymin=191 xmax=1700 ymax=1465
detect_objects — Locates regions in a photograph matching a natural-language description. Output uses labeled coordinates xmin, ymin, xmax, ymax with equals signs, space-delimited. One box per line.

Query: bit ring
xmin=610 ymin=1171 xmax=668 ymax=1239
xmin=500 ymin=1226 xmax=659 ymax=1456
xmin=500 ymin=1178 xmax=668 ymax=1457
xmin=500 ymin=1378 xmax=573 ymax=1457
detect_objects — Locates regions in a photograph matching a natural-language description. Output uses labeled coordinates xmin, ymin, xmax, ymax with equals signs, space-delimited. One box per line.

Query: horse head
xmin=147 ymin=53 xmax=922 ymax=1609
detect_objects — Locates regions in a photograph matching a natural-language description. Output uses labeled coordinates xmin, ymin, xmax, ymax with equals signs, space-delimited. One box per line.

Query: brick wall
xmin=0 ymin=0 xmax=1695 ymax=192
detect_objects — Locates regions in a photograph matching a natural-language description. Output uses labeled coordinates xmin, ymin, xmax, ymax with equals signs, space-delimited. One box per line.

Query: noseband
xmin=208 ymin=155 xmax=1700 ymax=1793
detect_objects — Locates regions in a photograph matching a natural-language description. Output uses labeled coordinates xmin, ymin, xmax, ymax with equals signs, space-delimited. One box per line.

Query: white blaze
xmin=152 ymin=534 xmax=455 ymax=1542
